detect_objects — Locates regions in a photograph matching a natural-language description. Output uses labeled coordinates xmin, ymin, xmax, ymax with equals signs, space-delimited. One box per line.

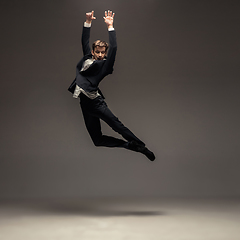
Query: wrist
xmin=108 ymin=25 xmax=113 ymax=29
xmin=86 ymin=20 xmax=92 ymax=24
xmin=84 ymin=22 xmax=91 ymax=28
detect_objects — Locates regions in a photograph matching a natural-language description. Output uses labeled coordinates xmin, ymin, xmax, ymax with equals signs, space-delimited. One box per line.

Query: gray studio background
xmin=0 ymin=0 xmax=239 ymax=199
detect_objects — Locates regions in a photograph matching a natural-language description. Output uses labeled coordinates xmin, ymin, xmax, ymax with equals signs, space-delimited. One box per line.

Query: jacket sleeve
xmin=102 ymin=30 xmax=117 ymax=74
xmin=81 ymin=26 xmax=91 ymax=56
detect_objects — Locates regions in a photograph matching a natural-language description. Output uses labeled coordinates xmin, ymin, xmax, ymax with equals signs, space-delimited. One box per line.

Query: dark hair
xmin=92 ymin=40 xmax=109 ymax=52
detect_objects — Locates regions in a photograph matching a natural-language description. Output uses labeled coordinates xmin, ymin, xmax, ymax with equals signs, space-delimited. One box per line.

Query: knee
xmin=93 ymin=141 xmax=102 ymax=147
xmin=92 ymin=138 xmax=103 ymax=147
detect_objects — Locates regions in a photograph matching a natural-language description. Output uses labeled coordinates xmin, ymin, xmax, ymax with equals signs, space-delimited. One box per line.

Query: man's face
xmin=92 ymin=46 xmax=106 ymax=60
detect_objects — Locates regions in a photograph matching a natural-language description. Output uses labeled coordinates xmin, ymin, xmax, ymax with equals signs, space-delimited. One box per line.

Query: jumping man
xmin=68 ymin=10 xmax=155 ymax=161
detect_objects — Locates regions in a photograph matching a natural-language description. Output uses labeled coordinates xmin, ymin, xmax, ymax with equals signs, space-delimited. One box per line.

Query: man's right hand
xmin=86 ymin=11 xmax=96 ymax=24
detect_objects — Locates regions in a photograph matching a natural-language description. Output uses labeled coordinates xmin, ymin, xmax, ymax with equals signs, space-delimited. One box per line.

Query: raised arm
xmin=81 ymin=11 xmax=96 ymax=56
xmin=102 ymin=10 xmax=117 ymax=74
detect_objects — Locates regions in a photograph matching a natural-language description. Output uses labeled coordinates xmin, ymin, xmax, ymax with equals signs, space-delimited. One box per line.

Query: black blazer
xmin=68 ymin=26 xmax=117 ymax=97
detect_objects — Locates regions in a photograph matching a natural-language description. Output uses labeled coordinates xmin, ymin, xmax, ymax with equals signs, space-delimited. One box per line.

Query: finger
xmin=112 ymin=12 xmax=115 ymax=19
xmin=105 ymin=11 xmax=107 ymax=17
xmin=92 ymin=11 xmax=96 ymax=19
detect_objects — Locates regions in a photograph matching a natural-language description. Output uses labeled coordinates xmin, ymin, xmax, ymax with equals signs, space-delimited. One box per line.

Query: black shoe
xmin=128 ymin=141 xmax=155 ymax=161
xmin=142 ymin=147 xmax=155 ymax=161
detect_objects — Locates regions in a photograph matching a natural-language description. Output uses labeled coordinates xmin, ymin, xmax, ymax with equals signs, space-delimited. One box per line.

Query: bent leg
xmin=97 ymin=102 xmax=145 ymax=146
xmin=81 ymin=104 xmax=127 ymax=148
xmin=79 ymin=94 xmax=154 ymax=160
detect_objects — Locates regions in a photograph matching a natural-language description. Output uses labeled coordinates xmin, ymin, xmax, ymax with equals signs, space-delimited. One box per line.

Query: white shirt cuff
xmin=84 ymin=22 xmax=91 ymax=28
xmin=108 ymin=27 xmax=115 ymax=31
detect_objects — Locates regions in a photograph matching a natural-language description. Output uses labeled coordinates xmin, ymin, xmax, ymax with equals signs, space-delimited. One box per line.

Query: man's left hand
xmin=103 ymin=10 xmax=115 ymax=29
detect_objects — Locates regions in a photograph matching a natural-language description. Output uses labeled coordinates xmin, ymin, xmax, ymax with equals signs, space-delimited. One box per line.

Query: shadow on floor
xmin=0 ymin=200 xmax=165 ymax=217
xmin=40 ymin=202 xmax=164 ymax=217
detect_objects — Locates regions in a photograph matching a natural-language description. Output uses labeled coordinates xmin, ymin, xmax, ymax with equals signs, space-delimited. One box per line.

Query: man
xmin=68 ymin=10 xmax=155 ymax=161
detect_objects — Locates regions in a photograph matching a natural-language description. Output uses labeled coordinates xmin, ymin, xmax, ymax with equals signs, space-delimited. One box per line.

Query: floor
xmin=0 ymin=197 xmax=239 ymax=240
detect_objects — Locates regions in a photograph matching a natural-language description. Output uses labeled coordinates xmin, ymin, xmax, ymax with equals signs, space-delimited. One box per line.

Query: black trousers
xmin=80 ymin=93 xmax=144 ymax=148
